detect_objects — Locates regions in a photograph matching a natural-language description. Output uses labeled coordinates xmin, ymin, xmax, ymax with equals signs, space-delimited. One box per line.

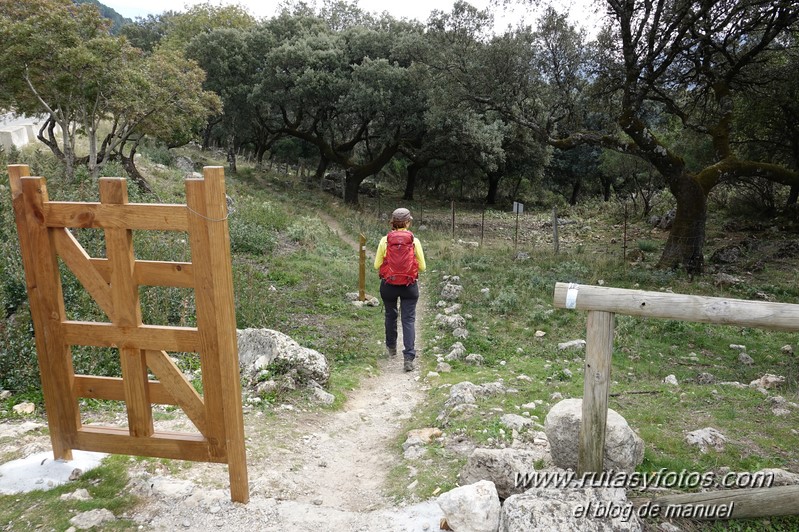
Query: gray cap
xmin=391 ymin=208 xmax=413 ymax=222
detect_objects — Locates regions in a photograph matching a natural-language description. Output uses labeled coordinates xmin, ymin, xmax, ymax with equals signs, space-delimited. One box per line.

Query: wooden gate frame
xmin=7 ymin=164 xmax=248 ymax=503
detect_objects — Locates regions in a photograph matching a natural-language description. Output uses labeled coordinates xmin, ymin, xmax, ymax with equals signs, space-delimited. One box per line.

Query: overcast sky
xmin=99 ymin=0 xmax=603 ymax=36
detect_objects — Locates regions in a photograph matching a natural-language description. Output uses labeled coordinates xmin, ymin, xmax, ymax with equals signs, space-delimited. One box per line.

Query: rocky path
xmin=127 ymin=213 xmax=439 ymax=530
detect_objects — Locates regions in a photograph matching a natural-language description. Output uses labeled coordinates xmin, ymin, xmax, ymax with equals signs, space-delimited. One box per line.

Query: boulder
xmin=69 ymin=509 xmax=116 ymax=530
xmin=238 ymin=328 xmax=329 ymax=385
xmin=465 ymin=353 xmax=485 ymax=365
xmin=445 ymin=381 xmax=507 ymax=408
xmin=544 ymin=399 xmax=643 ymax=473
xmin=446 ymin=382 xmax=481 ymax=407
xmin=437 ymin=480 xmax=501 ymax=532
xmin=441 ymin=283 xmax=463 ymax=301
xmin=435 ymin=313 xmax=467 ymax=330
xmin=12 ymin=402 xmax=35 ymax=415
xmin=500 ymin=487 xmax=642 ymax=531
xmin=445 ymin=342 xmax=467 ymax=361
xmin=756 ymin=468 xmax=799 ymax=486
xmin=750 ymin=374 xmax=785 ymax=389
xmin=685 ymin=427 xmax=726 ymax=453
xmin=500 ymin=414 xmax=535 ymax=432
xmin=453 ymin=327 xmax=470 ymax=339
xmin=460 ymin=448 xmax=540 ymax=499
xmin=557 ymin=340 xmax=586 ymax=351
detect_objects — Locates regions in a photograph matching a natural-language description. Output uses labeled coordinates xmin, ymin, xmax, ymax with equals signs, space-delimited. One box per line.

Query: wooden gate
xmin=7 ymin=164 xmax=248 ymax=503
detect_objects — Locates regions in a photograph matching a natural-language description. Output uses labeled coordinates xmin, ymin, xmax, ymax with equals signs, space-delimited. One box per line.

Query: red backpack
xmin=379 ymin=230 xmax=419 ymax=285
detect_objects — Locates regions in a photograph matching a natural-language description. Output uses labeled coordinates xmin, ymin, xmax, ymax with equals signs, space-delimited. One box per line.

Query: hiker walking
xmin=375 ymin=207 xmax=426 ymax=372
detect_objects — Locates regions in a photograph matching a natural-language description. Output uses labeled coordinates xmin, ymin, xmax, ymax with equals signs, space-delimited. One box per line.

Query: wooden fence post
xmin=578 ymin=309 xmax=615 ymax=475
xmin=197 ymin=167 xmax=248 ymax=503
xmin=481 ymin=206 xmax=485 ymax=247
xmin=451 ymin=200 xmax=455 ymax=240
xmin=359 ymin=234 xmax=366 ymax=301
xmin=8 ymin=165 xmax=78 ymax=460
xmin=553 ymin=207 xmax=559 ymax=254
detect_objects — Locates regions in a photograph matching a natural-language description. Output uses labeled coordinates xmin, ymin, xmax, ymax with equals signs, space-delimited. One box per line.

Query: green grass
xmin=0 ymin=455 xmax=139 ymax=531
xmin=2 ymin=145 xmax=799 ymax=529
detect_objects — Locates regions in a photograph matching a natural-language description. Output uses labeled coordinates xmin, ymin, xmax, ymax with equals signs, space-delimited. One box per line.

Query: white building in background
xmin=0 ymin=113 xmax=54 ymax=151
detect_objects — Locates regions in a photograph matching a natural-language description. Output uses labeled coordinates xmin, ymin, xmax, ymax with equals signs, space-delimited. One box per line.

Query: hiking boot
xmin=403 ymin=359 xmax=414 ymax=372
xmin=385 ymin=346 xmax=397 ymax=358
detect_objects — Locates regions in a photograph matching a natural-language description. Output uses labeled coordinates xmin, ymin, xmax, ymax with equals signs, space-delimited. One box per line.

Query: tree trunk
xmin=602 ymin=177 xmax=612 ymax=201
xmin=403 ymin=162 xmax=420 ymax=200
xmin=511 ymin=174 xmax=524 ymax=200
xmin=314 ymin=156 xmax=329 ymax=180
xmin=121 ymin=148 xmax=154 ymax=195
xmin=255 ymin=144 xmax=268 ymax=169
xmin=344 ymin=171 xmax=364 ymax=206
xmin=485 ymin=174 xmax=501 ymax=205
xmin=226 ymin=133 xmax=237 ymax=174
xmin=570 ymin=178 xmax=582 ymax=205
xmin=657 ymin=173 xmax=707 ymax=274
xmin=202 ymin=120 xmax=217 ymax=151
xmin=787 ymin=186 xmax=798 ymax=207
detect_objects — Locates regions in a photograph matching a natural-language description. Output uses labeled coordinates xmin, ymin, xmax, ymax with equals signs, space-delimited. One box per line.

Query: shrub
xmin=637 ymin=239 xmax=659 ymax=252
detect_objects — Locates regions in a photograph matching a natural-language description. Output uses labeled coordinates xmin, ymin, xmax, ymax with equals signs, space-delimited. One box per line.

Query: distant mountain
xmin=74 ymin=0 xmax=132 ymax=34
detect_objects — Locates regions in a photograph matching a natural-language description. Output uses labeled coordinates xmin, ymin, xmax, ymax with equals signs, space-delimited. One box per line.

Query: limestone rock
xmin=460 ymin=448 xmax=540 ymax=499
xmin=238 ymin=328 xmax=330 ymax=385
xmin=60 ymin=488 xmax=91 ymax=501
xmin=500 ymin=487 xmax=643 ymax=531
xmin=311 ymin=386 xmax=335 ymax=405
xmin=557 ymin=340 xmax=586 ymax=351
xmin=441 ymin=283 xmax=463 ymax=301
xmin=544 ymin=399 xmax=643 ymax=472
xmin=12 ymin=402 xmax=35 ymax=415
xmin=444 ymin=342 xmax=467 ymax=361
xmin=435 ymin=313 xmax=467 ymax=330
xmin=437 ymin=480 xmax=500 ymax=532
xmin=69 ymin=509 xmax=115 ymax=530
xmin=756 ymin=468 xmax=799 ymax=486
xmin=750 ymin=374 xmax=785 ymax=389
xmin=685 ymin=427 xmax=726 ymax=453
xmin=465 ymin=353 xmax=485 ymax=366
xmin=499 ymin=414 xmax=535 ymax=432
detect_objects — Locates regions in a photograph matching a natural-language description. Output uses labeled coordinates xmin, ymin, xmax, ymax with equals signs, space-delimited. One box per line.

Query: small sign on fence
xmin=513 ymin=201 xmax=524 ymax=214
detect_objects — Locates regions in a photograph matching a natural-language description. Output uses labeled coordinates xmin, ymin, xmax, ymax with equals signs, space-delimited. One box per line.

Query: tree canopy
xmin=3 ymin=0 xmax=798 ymax=271
xmin=0 ymin=0 xmax=219 ymax=185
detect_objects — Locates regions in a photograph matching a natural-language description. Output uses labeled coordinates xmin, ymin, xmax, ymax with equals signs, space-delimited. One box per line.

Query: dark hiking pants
xmin=380 ymin=280 xmax=419 ymax=361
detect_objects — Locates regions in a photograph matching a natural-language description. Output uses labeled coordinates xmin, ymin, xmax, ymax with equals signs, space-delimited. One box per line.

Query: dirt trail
xmin=130 ymin=213 xmax=438 ymax=529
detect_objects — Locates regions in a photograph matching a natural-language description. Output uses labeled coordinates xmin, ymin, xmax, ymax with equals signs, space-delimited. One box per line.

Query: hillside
xmin=74 ymin=0 xmax=131 ymax=33
xmin=1 ymin=147 xmax=798 ymax=530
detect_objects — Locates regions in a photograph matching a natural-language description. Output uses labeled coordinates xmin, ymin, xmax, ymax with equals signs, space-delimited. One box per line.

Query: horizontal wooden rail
xmin=43 ymin=202 xmax=189 ymax=231
xmin=647 ymin=486 xmax=799 ymax=519
xmin=62 ymin=322 xmax=200 ymax=352
xmin=553 ymin=282 xmax=799 ymax=332
xmin=90 ymin=259 xmax=195 ymax=288
xmin=74 ymin=375 xmax=174 ymax=404
xmin=75 ymin=426 xmax=225 ymax=462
